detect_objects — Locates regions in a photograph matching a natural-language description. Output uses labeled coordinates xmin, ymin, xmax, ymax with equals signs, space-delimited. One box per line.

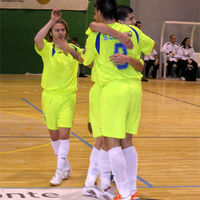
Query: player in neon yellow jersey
xmin=34 ymin=9 xmax=83 ymax=186
xmin=85 ymin=5 xmax=155 ymax=199
xmin=89 ymin=5 xmax=155 ymax=62
xmin=82 ymin=0 xmax=143 ymax=199
xmin=81 ymin=19 xmax=144 ymax=198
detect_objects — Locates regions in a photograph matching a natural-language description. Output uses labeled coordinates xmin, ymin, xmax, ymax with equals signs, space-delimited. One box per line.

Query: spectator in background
xmin=144 ymin=49 xmax=159 ymax=79
xmin=71 ymin=37 xmax=87 ymax=78
xmin=71 ymin=37 xmax=80 ymax=47
xmin=135 ymin=21 xmax=141 ymax=30
xmin=178 ymin=37 xmax=198 ymax=80
xmin=162 ymin=35 xmax=181 ymax=77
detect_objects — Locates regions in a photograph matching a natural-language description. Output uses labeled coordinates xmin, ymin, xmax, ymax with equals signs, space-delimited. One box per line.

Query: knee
xmin=94 ymin=137 xmax=103 ymax=149
xmin=51 ymin=135 xmax=59 ymax=141
xmin=121 ymin=140 xmax=132 ymax=149
xmin=121 ymin=134 xmax=133 ymax=149
xmin=49 ymin=130 xmax=59 ymax=141
xmin=59 ymin=128 xmax=70 ymax=140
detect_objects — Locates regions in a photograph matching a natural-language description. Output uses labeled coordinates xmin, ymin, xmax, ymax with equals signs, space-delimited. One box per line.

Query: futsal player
xmin=34 ymin=9 xmax=83 ymax=186
xmin=82 ymin=0 xmax=142 ymax=199
xmin=83 ymin=4 xmax=155 ymax=199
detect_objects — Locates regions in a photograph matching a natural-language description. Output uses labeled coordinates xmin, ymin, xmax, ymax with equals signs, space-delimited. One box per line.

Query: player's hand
xmin=110 ymin=53 xmax=129 ymax=65
xmin=118 ymin=33 xmax=133 ymax=49
xmin=54 ymin=37 xmax=69 ymax=51
xmin=51 ymin=9 xmax=62 ymax=22
xmin=87 ymin=63 xmax=94 ymax=68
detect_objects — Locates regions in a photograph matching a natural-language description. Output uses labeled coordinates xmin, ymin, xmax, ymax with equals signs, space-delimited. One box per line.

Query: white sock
xmin=57 ymin=139 xmax=70 ymax=171
xmin=108 ymin=147 xmax=131 ymax=199
xmin=98 ymin=149 xmax=112 ymax=191
xmin=51 ymin=139 xmax=60 ymax=156
xmin=85 ymin=147 xmax=100 ymax=187
xmin=63 ymin=159 xmax=71 ymax=171
xmin=123 ymin=146 xmax=138 ymax=194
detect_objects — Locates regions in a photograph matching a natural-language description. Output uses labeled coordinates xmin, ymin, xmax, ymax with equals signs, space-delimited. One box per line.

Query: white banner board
xmin=0 ymin=188 xmax=97 ymax=200
xmin=0 ymin=0 xmax=89 ymax=10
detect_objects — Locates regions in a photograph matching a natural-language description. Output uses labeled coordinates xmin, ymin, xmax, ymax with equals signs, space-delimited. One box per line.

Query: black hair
xmin=135 ymin=21 xmax=141 ymax=26
xmin=181 ymin=37 xmax=191 ymax=48
xmin=95 ymin=0 xmax=117 ymax=20
xmin=71 ymin=37 xmax=78 ymax=42
xmin=116 ymin=5 xmax=133 ymax=21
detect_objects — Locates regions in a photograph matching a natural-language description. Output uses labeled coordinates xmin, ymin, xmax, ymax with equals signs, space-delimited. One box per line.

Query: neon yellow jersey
xmin=85 ymin=28 xmax=97 ymax=83
xmin=35 ymin=39 xmax=82 ymax=94
xmin=129 ymin=25 xmax=154 ymax=56
xmin=83 ymin=22 xmax=142 ymax=86
xmin=85 ymin=27 xmax=92 ymax=36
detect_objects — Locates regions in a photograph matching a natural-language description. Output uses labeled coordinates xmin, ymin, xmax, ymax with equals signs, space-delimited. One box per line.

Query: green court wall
xmin=0 ymin=0 xmax=130 ymax=74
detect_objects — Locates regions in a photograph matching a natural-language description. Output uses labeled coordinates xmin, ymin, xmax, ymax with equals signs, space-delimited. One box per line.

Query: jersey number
xmin=114 ymin=43 xmax=128 ymax=70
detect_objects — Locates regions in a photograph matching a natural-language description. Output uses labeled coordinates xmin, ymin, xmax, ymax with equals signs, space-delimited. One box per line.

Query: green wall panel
xmin=0 ymin=0 xmax=130 ymax=74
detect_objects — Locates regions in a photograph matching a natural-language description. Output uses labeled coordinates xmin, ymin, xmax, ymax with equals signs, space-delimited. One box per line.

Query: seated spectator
xmin=178 ymin=37 xmax=198 ymax=81
xmin=162 ymin=35 xmax=181 ymax=77
xmin=144 ymin=49 xmax=159 ymax=79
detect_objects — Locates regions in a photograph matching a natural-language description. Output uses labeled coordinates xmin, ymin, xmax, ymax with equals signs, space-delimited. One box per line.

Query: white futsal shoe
xmin=100 ymin=186 xmax=116 ymax=200
xmin=82 ymin=184 xmax=102 ymax=199
xmin=50 ymin=169 xmax=63 ymax=186
xmin=62 ymin=169 xmax=72 ymax=180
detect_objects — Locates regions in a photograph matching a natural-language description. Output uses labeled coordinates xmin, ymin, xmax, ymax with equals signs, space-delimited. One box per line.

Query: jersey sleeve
xmin=138 ymin=32 xmax=154 ymax=55
xmin=69 ymin=44 xmax=84 ymax=55
xmin=85 ymin=27 xmax=92 ymax=36
xmin=83 ymin=33 xmax=97 ymax=66
xmin=34 ymin=39 xmax=49 ymax=57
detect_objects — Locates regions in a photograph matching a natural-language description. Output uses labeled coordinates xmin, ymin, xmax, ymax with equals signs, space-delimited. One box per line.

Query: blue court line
xmin=21 ymin=98 xmax=43 ymax=113
xmin=71 ymin=131 xmax=93 ymax=148
xmin=71 ymin=132 xmax=153 ymax=187
xmin=143 ymin=89 xmax=200 ymax=108
xmin=137 ymin=177 xmax=153 ymax=188
xmin=1 ymin=185 xmax=200 ymax=189
xmin=21 ymin=98 xmax=152 ymax=187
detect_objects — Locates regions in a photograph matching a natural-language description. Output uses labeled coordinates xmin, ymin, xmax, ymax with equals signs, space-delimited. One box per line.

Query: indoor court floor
xmin=0 ymin=74 xmax=200 ymax=200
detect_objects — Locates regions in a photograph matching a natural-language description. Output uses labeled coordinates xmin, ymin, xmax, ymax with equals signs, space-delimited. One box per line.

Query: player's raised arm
xmin=89 ymin=22 xmax=133 ymax=49
xmin=34 ymin=9 xmax=62 ymax=50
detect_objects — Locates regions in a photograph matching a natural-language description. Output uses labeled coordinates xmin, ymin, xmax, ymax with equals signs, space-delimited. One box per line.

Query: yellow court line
xmin=0 ymin=110 xmax=50 ymax=154
xmin=0 ymin=143 xmax=51 ymax=155
xmin=0 ymin=110 xmax=42 ymax=120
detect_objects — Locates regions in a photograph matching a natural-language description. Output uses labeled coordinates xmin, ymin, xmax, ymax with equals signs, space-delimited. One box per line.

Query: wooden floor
xmin=0 ymin=74 xmax=200 ymax=200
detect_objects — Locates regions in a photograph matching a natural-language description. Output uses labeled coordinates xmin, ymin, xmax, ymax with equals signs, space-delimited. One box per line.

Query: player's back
xmin=93 ymin=22 xmax=141 ymax=86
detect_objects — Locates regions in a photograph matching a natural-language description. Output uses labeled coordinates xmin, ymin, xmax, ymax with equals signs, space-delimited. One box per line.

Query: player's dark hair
xmin=116 ymin=5 xmax=133 ymax=21
xmin=94 ymin=0 xmax=117 ymax=20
